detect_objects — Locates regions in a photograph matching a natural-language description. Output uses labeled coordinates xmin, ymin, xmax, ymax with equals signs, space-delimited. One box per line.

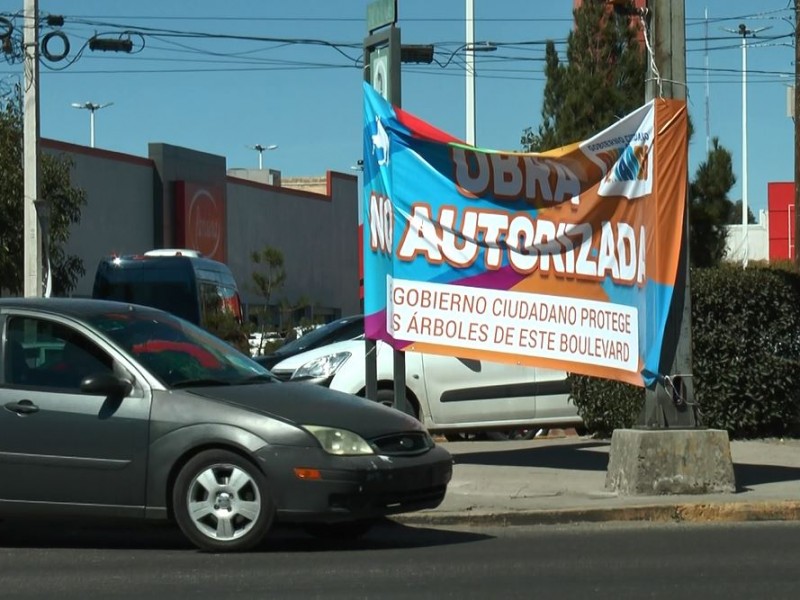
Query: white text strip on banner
xmin=387 ymin=276 xmax=639 ymax=372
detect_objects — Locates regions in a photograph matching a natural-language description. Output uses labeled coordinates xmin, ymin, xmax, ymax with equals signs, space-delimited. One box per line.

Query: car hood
xmin=186 ymin=381 xmax=423 ymax=439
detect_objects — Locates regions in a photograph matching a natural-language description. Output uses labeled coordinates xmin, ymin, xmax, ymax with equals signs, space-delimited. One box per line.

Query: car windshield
xmin=86 ymin=310 xmax=275 ymax=388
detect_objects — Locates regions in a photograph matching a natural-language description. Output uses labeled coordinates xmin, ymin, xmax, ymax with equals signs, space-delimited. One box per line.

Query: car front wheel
xmin=375 ymin=388 xmax=419 ymax=419
xmin=172 ymin=449 xmax=275 ymax=552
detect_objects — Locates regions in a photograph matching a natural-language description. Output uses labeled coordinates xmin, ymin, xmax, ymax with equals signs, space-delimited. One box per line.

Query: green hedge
xmin=570 ymin=264 xmax=800 ymax=439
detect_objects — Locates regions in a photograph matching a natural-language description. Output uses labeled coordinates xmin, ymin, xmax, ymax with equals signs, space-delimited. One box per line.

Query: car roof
xmin=0 ymin=297 xmax=166 ymax=320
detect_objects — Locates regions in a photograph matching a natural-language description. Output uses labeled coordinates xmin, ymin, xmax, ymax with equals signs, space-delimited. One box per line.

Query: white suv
xmin=269 ymin=338 xmax=582 ymax=438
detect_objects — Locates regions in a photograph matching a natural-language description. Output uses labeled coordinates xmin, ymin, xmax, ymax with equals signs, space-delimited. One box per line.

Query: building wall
xmin=723 ymin=210 xmax=770 ymax=264
xmin=43 ymin=140 xmax=155 ymax=296
xmin=226 ymin=172 xmax=359 ymax=319
xmin=149 ymin=143 xmax=229 ymax=250
xmin=768 ymin=181 xmax=795 ymax=260
xmin=281 ymin=176 xmax=328 ymax=195
xmin=44 ymin=139 xmax=360 ymax=320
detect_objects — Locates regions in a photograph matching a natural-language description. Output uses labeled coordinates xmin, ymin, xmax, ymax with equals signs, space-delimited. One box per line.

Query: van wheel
xmin=375 ymin=389 xmax=419 ymax=420
xmin=172 ymin=449 xmax=275 ymax=552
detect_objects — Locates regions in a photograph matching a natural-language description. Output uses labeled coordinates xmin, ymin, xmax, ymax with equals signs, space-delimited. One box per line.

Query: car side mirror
xmin=80 ymin=372 xmax=133 ymax=397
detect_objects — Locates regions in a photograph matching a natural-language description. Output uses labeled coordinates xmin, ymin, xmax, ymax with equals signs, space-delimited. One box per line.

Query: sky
xmin=0 ymin=0 xmax=796 ymax=216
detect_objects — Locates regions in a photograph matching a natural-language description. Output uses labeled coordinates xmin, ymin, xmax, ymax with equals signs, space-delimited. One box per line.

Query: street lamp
xmin=70 ymin=101 xmax=113 ymax=148
xmin=439 ymin=39 xmax=497 ymax=146
xmin=464 ymin=0 xmax=496 ymax=146
xmin=723 ymin=23 xmax=769 ymax=267
xmin=247 ymin=143 xmax=278 ymax=170
xmin=466 ymin=0 xmax=476 ymax=146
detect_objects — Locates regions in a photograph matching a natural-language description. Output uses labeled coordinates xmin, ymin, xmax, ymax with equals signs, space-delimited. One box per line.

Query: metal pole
xmin=89 ymin=108 xmax=96 ymax=148
xmin=258 ymin=150 xmax=263 ymax=170
xmin=23 ymin=0 xmax=42 ymax=298
xmin=465 ymin=0 xmax=476 ymax=145
xmin=741 ymin=27 xmax=749 ymax=267
xmin=704 ymin=7 xmax=710 ymax=156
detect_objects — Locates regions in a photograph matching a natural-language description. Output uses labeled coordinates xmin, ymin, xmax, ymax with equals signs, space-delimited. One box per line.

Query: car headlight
xmin=304 ymin=425 xmax=374 ymax=455
xmin=291 ymin=351 xmax=351 ymax=380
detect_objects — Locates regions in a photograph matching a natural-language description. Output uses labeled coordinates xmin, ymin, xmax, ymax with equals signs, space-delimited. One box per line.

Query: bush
xmin=570 ymin=264 xmax=800 ymax=439
xmin=567 ymin=374 xmax=642 ymax=437
xmin=691 ymin=264 xmax=800 ymax=437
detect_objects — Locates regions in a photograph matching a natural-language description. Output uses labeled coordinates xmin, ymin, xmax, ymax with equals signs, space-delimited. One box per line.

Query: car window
xmin=86 ymin=311 xmax=273 ymax=387
xmin=4 ymin=316 xmax=114 ymax=392
xmin=327 ymin=320 xmax=365 ymax=344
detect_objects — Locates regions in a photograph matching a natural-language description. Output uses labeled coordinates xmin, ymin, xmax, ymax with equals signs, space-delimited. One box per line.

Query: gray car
xmin=0 ymin=298 xmax=452 ymax=552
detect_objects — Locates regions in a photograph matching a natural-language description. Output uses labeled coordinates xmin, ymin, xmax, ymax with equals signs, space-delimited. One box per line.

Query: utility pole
xmin=639 ymin=0 xmax=697 ymax=428
xmin=795 ymin=0 xmax=800 ymax=264
xmin=23 ymin=0 xmax=42 ymax=297
xmin=607 ymin=0 xmax=734 ymax=499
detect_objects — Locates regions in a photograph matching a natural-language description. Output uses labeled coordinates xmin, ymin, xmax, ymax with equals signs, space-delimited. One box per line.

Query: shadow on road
xmin=0 ymin=519 xmax=489 ymax=553
xmin=449 ymin=440 xmax=800 ymax=491
xmin=733 ymin=463 xmax=800 ymax=490
xmin=452 ymin=441 xmax=610 ymax=472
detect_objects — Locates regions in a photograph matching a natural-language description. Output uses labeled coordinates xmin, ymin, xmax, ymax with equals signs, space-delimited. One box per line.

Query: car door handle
xmin=4 ymin=400 xmax=40 ymax=415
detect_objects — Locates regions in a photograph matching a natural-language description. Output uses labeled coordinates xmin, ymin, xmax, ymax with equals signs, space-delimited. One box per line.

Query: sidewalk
xmin=397 ymin=434 xmax=800 ymax=526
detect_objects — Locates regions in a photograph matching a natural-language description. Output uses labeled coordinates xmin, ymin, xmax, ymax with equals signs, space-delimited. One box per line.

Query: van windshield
xmin=93 ymin=264 xmax=198 ymax=323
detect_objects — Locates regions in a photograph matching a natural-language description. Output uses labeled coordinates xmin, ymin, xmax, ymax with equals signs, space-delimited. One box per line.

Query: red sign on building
xmin=174 ymin=181 xmax=227 ymax=263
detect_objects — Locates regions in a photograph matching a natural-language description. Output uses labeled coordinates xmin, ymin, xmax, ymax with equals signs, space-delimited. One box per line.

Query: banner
xmin=362 ymin=82 xmax=687 ymax=387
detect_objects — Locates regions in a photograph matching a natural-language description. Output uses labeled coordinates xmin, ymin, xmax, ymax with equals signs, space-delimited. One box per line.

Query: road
xmin=1 ymin=518 xmax=798 ymax=599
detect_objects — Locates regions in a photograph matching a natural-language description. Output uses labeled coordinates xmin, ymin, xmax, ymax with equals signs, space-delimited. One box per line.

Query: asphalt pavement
xmin=396 ymin=431 xmax=800 ymax=526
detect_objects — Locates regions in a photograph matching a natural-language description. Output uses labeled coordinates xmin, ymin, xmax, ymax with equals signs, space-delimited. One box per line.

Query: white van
xmin=269 ymin=338 xmax=582 ymax=439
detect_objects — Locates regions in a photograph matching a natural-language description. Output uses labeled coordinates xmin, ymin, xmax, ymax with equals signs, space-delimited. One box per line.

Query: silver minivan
xmin=269 ymin=338 xmax=583 ymax=440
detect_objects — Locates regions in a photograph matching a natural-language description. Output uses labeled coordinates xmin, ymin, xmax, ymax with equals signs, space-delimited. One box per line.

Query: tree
xmin=689 ymin=138 xmax=737 ymax=267
xmin=0 ymin=87 xmax=86 ymax=295
xmin=250 ymin=245 xmax=286 ymax=326
xmin=729 ymin=200 xmax=757 ymax=225
xmin=522 ymin=1 xmax=732 ymax=270
xmin=521 ymin=0 xmax=645 ymax=151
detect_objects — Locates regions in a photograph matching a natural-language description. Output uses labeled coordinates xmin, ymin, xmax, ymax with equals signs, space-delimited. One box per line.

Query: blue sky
xmin=1 ymin=1 xmax=795 ymax=215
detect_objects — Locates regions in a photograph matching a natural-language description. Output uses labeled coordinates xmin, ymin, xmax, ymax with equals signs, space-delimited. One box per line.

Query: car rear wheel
xmin=172 ymin=449 xmax=275 ymax=552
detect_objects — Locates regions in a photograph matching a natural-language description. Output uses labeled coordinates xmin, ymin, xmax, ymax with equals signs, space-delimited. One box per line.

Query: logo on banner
xmin=598 ymin=141 xmax=651 ymax=198
xmin=371 ymin=116 xmax=390 ymax=167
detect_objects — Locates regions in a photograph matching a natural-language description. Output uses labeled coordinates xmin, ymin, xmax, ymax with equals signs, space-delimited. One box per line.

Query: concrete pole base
xmin=606 ymin=429 xmax=736 ymax=495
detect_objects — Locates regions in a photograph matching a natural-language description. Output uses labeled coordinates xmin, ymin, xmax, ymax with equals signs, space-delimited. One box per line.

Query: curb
xmin=393 ymin=500 xmax=800 ymax=527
